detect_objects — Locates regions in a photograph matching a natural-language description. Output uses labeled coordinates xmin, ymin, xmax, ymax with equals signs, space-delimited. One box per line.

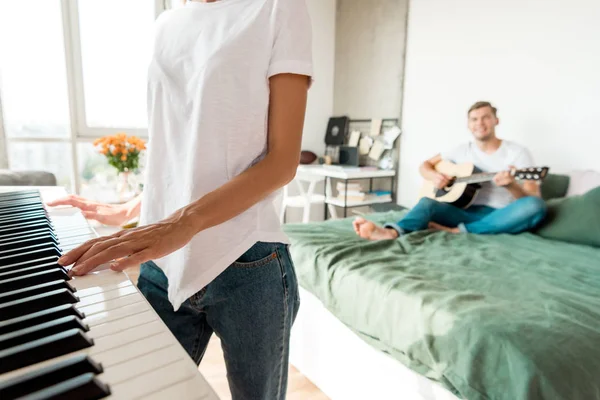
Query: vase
xmin=116 ymin=171 xmax=136 ymax=203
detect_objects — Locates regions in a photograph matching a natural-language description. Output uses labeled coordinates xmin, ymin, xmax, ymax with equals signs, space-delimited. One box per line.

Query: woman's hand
xmin=46 ymin=195 xmax=134 ymax=226
xmin=59 ymin=212 xmax=196 ymax=276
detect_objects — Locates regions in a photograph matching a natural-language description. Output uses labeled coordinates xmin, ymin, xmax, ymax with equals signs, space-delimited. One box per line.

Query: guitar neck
xmin=455 ymin=172 xmax=498 ymax=185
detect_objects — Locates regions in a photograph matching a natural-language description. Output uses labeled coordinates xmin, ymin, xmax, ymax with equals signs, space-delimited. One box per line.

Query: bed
xmin=284 ymin=210 xmax=600 ymax=400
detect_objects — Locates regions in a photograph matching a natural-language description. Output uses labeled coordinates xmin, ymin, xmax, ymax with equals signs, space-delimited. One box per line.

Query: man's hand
xmin=432 ymin=173 xmax=453 ymax=190
xmin=59 ymin=211 xmax=196 ymax=276
xmin=46 ymin=195 xmax=138 ymax=226
xmin=493 ymin=166 xmax=517 ymax=187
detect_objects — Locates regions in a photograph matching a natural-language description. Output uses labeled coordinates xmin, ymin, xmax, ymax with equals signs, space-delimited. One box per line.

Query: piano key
xmin=22 ymin=372 xmax=110 ymax=400
xmin=0 ymin=188 xmax=41 ymax=198
xmin=0 ymin=280 xmax=75 ymax=304
xmin=0 ymin=234 xmax=58 ymax=252
xmin=143 ymin=375 xmax=216 ymax=400
xmin=0 ymin=315 xmax=88 ymax=351
xmin=84 ymin=301 xmax=146 ymax=327
xmin=0 ymin=242 xmax=62 ymax=259
xmin=0 ymin=304 xmax=85 ymax=336
xmin=0 ymin=245 xmax=62 ymax=266
xmin=0 ymin=221 xmax=53 ymax=236
xmin=0 ymin=228 xmax=55 ymax=244
xmin=0 ymin=211 xmax=48 ymax=224
xmin=0 ymin=354 xmax=103 ymax=399
xmin=77 ymin=293 xmax=144 ymax=318
xmin=0 ymin=198 xmax=43 ymax=209
xmin=0 ymin=261 xmax=65 ymax=279
xmin=77 ymin=285 xmax=138 ymax=308
xmin=0 ymin=328 xmax=94 ymax=374
xmin=0 ymin=204 xmax=45 ymax=217
xmin=109 ymin=359 xmax=198 ymax=400
xmin=0 ymin=288 xmax=79 ymax=321
xmin=0 ymin=269 xmax=69 ymax=292
xmin=87 ymin=310 xmax=155 ymax=339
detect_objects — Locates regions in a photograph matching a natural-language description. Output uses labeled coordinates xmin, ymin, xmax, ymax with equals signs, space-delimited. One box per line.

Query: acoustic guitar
xmin=419 ymin=161 xmax=549 ymax=209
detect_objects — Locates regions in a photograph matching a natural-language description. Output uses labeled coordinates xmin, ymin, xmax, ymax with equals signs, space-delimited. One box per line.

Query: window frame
xmin=0 ymin=0 xmax=167 ymax=194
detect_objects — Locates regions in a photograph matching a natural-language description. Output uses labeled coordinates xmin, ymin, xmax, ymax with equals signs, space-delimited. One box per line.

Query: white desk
xmin=296 ymin=165 xmax=397 ymax=219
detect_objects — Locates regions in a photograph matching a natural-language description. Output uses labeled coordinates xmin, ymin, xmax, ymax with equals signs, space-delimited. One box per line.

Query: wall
xmin=399 ymin=0 xmax=600 ymax=206
xmin=302 ymin=0 xmax=337 ymax=154
xmin=334 ymin=0 xmax=409 ymax=118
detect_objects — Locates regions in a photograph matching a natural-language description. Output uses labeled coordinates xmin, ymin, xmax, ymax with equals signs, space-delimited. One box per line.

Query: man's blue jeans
xmin=137 ymin=242 xmax=300 ymax=400
xmin=385 ymin=196 xmax=547 ymax=235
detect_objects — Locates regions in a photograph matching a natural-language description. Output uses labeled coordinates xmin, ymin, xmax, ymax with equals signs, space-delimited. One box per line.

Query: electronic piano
xmin=0 ymin=187 xmax=219 ymax=400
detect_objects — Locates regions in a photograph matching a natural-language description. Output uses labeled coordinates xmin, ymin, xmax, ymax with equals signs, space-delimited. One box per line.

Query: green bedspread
xmin=283 ymin=211 xmax=600 ymax=400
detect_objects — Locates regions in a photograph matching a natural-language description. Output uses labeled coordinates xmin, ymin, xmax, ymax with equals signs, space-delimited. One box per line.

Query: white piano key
xmin=98 ymin=344 xmax=184 ymax=385
xmin=78 ymin=292 xmax=145 ymax=316
xmin=84 ymin=301 xmax=148 ymax=327
xmin=88 ymin=310 xmax=157 ymax=339
xmin=91 ymin=320 xmax=166 ymax=354
xmin=77 ymin=285 xmax=138 ymax=308
xmin=110 ymin=359 xmax=199 ymax=400
xmin=142 ymin=376 xmax=214 ymax=400
xmin=76 ymin=280 xmax=133 ymax=298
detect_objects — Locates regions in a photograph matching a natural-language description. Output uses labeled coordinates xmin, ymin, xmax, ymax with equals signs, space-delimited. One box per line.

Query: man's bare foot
xmin=353 ymin=217 xmax=399 ymax=241
xmin=428 ymin=222 xmax=460 ymax=234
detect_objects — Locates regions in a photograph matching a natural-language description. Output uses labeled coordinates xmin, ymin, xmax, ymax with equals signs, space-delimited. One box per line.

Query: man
xmin=354 ymin=101 xmax=547 ymax=240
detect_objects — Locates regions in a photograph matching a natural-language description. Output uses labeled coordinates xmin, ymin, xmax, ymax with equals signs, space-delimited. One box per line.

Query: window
xmin=0 ymin=0 xmax=165 ymax=197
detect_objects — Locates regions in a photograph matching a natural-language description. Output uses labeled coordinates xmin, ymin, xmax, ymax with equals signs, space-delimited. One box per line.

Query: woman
xmin=48 ymin=0 xmax=312 ymax=398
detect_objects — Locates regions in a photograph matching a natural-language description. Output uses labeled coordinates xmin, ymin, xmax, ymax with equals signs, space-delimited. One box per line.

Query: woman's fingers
xmin=58 ymin=238 xmax=100 ymax=266
xmin=58 ymin=230 xmax=127 ymax=267
xmin=110 ymin=249 xmax=153 ymax=272
xmin=70 ymin=242 xmax=139 ymax=276
xmin=46 ymin=195 xmax=98 ymax=211
xmin=72 ymin=236 xmax=127 ymax=268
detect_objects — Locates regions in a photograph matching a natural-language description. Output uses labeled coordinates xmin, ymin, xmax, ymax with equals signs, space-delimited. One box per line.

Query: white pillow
xmin=566 ymin=170 xmax=600 ymax=197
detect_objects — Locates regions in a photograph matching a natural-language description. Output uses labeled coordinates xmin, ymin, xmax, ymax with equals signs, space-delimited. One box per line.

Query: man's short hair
xmin=468 ymin=101 xmax=497 ymax=117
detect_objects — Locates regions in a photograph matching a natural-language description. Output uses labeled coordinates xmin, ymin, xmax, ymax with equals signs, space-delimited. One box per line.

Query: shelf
xmin=325 ymin=196 xmax=393 ymax=208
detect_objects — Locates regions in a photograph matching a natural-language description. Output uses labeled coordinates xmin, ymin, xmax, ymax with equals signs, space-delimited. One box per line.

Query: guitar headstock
xmin=513 ymin=167 xmax=549 ymax=181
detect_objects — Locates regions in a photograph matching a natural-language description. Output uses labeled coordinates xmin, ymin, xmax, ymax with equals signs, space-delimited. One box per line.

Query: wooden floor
xmin=124 ymin=266 xmax=328 ymax=400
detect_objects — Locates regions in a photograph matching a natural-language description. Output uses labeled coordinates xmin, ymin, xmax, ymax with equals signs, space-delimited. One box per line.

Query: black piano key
xmin=0 ymin=228 xmax=55 ymax=244
xmin=0 ymin=234 xmax=58 ymax=253
xmin=0 ymin=289 xmax=79 ymax=321
xmin=0 ymin=221 xmax=53 ymax=236
xmin=0 ymin=280 xmax=75 ymax=304
xmin=0 ymin=355 xmax=103 ymax=400
xmin=21 ymin=372 xmax=110 ymax=400
xmin=0 ymin=189 xmax=41 ymax=199
xmin=0 ymin=204 xmax=45 ymax=217
xmin=0 ymin=242 xmax=61 ymax=260
xmin=0 ymin=268 xmax=70 ymax=292
xmin=0 ymin=245 xmax=62 ymax=266
xmin=0 ymin=304 xmax=85 ymax=336
xmin=0 ymin=198 xmax=43 ymax=209
xmin=0 ymin=328 xmax=94 ymax=374
xmin=0 ymin=212 xmax=49 ymax=226
xmin=0 ymin=315 xmax=88 ymax=351
xmin=0 ymin=260 xmax=63 ymax=278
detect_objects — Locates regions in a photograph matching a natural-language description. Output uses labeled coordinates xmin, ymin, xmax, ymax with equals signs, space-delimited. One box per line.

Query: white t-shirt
xmin=441 ymin=140 xmax=535 ymax=209
xmin=140 ymin=0 xmax=313 ymax=311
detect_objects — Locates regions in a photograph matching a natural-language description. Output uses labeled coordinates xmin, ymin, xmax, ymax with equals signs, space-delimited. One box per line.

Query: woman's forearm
xmin=174 ymin=154 xmax=296 ymax=235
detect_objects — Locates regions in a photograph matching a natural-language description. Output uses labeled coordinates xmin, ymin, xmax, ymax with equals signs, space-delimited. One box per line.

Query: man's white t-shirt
xmin=140 ymin=0 xmax=313 ymax=311
xmin=441 ymin=140 xmax=535 ymax=209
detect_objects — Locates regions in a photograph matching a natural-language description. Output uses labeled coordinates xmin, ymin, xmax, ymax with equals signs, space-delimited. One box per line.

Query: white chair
xmin=280 ymin=170 xmax=337 ymax=223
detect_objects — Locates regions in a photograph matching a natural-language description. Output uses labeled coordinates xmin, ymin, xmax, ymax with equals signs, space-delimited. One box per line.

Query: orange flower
xmin=121 ymin=155 xmax=127 ymax=161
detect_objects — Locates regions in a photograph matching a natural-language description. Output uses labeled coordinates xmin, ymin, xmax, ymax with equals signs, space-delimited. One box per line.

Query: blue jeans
xmin=137 ymin=242 xmax=300 ymax=400
xmin=385 ymin=196 xmax=547 ymax=235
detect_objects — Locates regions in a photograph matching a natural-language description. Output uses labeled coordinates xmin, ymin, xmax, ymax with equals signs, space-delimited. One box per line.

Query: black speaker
xmin=324 ymin=116 xmax=349 ymax=146
xmin=338 ymin=146 xmax=359 ymax=166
